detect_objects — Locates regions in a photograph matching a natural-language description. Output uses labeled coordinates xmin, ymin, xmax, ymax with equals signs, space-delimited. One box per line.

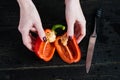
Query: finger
xmin=74 ymin=22 xmax=81 ymax=40
xmin=34 ymin=22 xmax=46 ymax=41
xmin=75 ymin=20 xmax=86 ymax=43
xmin=21 ymin=29 xmax=33 ymax=51
xmin=30 ymin=33 xmax=37 ymax=51
xmin=30 ymin=27 xmax=38 ymax=38
xmin=66 ymin=17 xmax=75 ymax=37
xmin=30 ymin=27 xmax=37 ymax=32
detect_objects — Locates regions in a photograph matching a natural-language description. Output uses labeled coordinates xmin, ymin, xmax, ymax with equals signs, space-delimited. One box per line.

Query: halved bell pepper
xmin=34 ymin=29 xmax=56 ymax=61
xmin=34 ymin=25 xmax=65 ymax=62
xmin=55 ymin=33 xmax=81 ymax=64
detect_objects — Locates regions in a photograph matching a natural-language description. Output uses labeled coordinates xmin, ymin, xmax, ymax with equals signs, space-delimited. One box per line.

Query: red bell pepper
xmin=34 ymin=29 xmax=56 ymax=61
xmin=55 ymin=33 xmax=81 ymax=64
xmin=34 ymin=24 xmax=81 ymax=63
xmin=34 ymin=25 xmax=65 ymax=62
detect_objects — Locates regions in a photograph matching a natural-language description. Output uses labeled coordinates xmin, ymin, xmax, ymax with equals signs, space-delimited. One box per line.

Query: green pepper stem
xmin=52 ymin=24 xmax=65 ymax=33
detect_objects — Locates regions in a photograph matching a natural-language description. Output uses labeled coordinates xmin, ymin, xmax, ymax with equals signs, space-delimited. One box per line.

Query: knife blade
xmin=86 ymin=8 xmax=102 ymax=73
xmin=86 ymin=17 xmax=97 ymax=73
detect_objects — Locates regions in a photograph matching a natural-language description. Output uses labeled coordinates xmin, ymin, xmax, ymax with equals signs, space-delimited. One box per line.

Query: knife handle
xmin=95 ymin=8 xmax=104 ymax=37
xmin=96 ymin=8 xmax=103 ymax=18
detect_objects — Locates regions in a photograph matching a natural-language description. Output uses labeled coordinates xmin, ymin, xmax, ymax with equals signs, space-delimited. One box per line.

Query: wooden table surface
xmin=0 ymin=0 xmax=120 ymax=80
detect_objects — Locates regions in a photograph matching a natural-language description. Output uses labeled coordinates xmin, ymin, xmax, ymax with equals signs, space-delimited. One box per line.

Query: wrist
xmin=17 ymin=0 xmax=34 ymax=9
xmin=65 ymin=0 xmax=80 ymax=5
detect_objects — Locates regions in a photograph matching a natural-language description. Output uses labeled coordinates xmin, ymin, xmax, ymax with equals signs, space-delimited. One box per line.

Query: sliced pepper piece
xmin=55 ymin=34 xmax=81 ymax=64
xmin=34 ymin=29 xmax=56 ymax=62
xmin=34 ymin=24 xmax=65 ymax=62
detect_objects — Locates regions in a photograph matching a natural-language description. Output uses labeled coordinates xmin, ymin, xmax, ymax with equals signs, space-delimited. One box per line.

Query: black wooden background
xmin=0 ymin=0 xmax=120 ymax=80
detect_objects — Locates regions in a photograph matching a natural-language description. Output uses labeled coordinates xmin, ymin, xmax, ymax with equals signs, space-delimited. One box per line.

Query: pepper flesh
xmin=55 ymin=34 xmax=81 ymax=64
xmin=34 ymin=29 xmax=55 ymax=62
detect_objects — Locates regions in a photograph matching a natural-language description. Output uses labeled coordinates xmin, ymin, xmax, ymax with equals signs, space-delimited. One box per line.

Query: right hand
xmin=65 ymin=0 xmax=86 ymax=44
xmin=17 ymin=0 xmax=46 ymax=51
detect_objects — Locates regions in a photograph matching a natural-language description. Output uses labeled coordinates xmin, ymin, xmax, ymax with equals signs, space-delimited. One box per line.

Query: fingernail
xmin=68 ymin=36 xmax=72 ymax=40
xmin=43 ymin=37 xmax=47 ymax=42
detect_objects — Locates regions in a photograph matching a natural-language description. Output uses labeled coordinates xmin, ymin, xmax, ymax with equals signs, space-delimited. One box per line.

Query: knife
xmin=86 ymin=19 xmax=97 ymax=73
xmin=86 ymin=9 xmax=102 ymax=73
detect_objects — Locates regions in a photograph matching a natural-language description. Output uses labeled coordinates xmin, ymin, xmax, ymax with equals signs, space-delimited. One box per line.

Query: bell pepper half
xmin=55 ymin=34 xmax=81 ymax=64
xmin=34 ymin=29 xmax=56 ymax=61
xmin=34 ymin=24 xmax=65 ymax=62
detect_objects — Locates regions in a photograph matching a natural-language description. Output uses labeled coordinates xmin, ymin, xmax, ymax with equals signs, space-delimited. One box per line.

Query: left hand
xmin=65 ymin=0 xmax=86 ymax=43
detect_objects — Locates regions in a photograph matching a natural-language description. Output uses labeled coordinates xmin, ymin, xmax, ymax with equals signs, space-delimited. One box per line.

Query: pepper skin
xmin=34 ymin=29 xmax=56 ymax=62
xmin=55 ymin=34 xmax=81 ymax=64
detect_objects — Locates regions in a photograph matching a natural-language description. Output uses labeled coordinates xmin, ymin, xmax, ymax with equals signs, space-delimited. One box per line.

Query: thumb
xmin=35 ymin=22 xmax=46 ymax=41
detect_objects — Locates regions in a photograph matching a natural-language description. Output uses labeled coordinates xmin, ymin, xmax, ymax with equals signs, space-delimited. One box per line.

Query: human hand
xmin=65 ymin=0 xmax=86 ymax=43
xmin=17 ymin=0 xmax=46 ymax=51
